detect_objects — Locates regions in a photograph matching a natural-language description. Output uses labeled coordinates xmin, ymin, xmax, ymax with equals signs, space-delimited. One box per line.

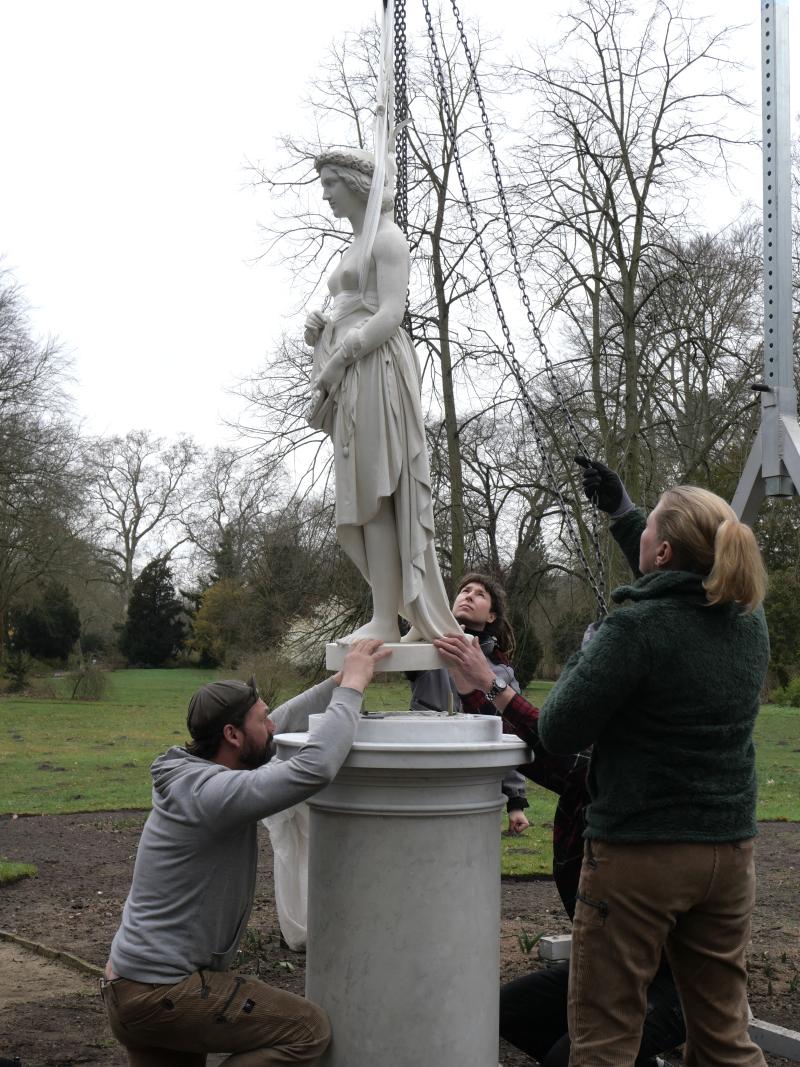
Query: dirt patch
xmin=0 ymin=941 xmax=93 ymax=1005
xmin=0 ymin=813 xmax=797 ymax=1066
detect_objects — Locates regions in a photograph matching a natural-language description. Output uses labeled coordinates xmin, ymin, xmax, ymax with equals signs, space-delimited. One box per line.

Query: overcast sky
xmin=1 ymin=0 xmax=797 ymax=448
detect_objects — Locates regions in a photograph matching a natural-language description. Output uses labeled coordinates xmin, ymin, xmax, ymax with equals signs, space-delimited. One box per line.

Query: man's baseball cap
xmin=186 ymin=676 xmax=260 ymax=740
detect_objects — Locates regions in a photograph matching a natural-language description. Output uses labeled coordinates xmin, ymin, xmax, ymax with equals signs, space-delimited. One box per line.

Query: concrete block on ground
xmin=749 ymin=1017 xmax=800 ymax=1060
xmin=539 ymin=934 xmax=572 ymax=961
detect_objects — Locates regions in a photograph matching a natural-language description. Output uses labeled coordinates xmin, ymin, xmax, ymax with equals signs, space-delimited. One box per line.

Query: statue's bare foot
xmin=400 ymin=626 xmax=426 ymax=644
xmin=337 ymin=619 xmax=401 ymax=644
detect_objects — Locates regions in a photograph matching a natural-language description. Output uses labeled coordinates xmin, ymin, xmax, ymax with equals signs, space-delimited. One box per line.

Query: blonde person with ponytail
xmin=537 ymin=461 xmax=770 ymax=1067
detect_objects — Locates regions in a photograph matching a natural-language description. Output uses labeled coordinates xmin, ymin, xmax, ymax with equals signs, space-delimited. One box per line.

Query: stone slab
xmin=325 ymin=639 xmax=471 ymax=673
xmin=749 ymin=1018 xmax=800 ymax=1060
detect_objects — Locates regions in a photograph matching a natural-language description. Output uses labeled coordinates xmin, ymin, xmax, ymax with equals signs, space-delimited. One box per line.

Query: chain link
xmin=393 ymin=0 xmax=409 ymax=237
xmin=422 ymin=0 xmax=607 ymax=616
xmin=393 ymin=0 xmax=413 ymax=335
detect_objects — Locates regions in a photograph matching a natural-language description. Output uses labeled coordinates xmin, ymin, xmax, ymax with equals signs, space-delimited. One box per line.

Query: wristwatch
xmin=485 ymin=677 xmax=508 ymax=705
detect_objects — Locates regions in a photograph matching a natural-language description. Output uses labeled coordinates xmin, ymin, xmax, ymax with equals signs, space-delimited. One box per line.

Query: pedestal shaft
xmin=284 ymin=716 xmax=528 ymax=1067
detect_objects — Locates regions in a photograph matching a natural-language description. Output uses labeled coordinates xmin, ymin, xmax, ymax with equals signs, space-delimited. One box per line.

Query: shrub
xmin=769 ymin=676 xmax=800 ymax=708
xmin=190 ymin=579 xmax=256 ymax=667
xmin=763 ymin=569 xmax=800 ymax=687
xmin=233 ymin=651 xmax=308 ymax=710
xmin=3 ymin=649 xmax=32 ymax=693
xmin=69 ymin=663 xmax=108 ymax=701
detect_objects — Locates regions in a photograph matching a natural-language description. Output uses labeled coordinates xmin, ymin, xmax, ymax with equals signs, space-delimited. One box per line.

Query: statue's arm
xmin=352 ymin=227 xmax=409 ymax=354
xmin=315 ymin=227 xmax=409 ymax=395
xmin=334 ymin=227 xmax=409 ymax=364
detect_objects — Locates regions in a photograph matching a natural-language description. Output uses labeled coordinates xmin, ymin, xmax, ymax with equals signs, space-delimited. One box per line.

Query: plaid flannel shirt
xmin=461 ymin=687 xmax=591 ymax=920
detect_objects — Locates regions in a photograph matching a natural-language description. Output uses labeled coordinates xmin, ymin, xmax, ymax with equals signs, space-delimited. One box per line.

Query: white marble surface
xmin=276 ymin=714 xmax=530 ymax=1066
xmin=309 ymin=710 xmax=500 ymax=743
xmin=325 ymin=640 xmax=449 ymax=672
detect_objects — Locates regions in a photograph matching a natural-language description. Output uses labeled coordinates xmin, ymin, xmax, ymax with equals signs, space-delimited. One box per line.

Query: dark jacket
xmin=539 ymin=509 xmax=770 ymax=844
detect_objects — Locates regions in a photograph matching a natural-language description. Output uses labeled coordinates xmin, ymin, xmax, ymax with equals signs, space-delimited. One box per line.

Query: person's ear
xmin=222 ymin=723 xmax=242 ymax=747
xmin=655 ymin=540 xmax=673 ymax=568
xmin=487 ymin=610 xmax=497 ymax=624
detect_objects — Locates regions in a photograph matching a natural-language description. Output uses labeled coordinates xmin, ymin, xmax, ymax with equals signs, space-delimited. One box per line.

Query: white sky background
xmin=1 ymin=0 xmax=798 ymax=449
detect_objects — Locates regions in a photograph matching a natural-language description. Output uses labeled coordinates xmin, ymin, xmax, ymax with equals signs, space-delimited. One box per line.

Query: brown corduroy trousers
xmin=101 ymin=969 xmax=330 ymax=1066
xmin=568 ymin=838 xmax=766 ymax=1067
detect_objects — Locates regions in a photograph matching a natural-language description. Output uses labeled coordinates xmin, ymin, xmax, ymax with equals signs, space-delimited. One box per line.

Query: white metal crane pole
xmin=732 ymin=0 xmax=800 ymax=522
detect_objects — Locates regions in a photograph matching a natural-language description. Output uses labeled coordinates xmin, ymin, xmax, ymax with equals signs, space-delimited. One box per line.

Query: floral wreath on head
xmin=314 ymin=148 xmax=377 ymax=177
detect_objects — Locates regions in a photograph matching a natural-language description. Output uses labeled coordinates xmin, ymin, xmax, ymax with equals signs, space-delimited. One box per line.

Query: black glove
xmin=574 ymin=456 xmax=631 ymax=515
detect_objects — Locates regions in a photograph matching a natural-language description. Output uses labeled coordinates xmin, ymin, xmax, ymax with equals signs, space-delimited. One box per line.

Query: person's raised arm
xmin=575 ymin=456 xmax=643 ymax=577
xmin=198 ymin=641 xmax=390 ymax=829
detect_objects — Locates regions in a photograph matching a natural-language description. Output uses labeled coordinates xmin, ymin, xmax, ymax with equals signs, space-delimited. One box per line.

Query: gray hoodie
xmin=110 ymin=677 xmax=362 ymax=983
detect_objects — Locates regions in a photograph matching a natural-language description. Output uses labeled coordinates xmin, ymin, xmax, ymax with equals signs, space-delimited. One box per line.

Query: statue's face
xmin=319 ymin=165 xmax=363 ymax=220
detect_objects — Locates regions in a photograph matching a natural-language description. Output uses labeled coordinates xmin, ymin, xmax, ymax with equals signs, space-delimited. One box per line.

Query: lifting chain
xmin=421 ymin=0 xmax=608 ymax=617
xmin=393 ymin=0 xmax=409 ymax=237
xmin=447 ymin=0 xmax=606 ymax=614
xmin=393 ymin=0 xmax=414 ymax=336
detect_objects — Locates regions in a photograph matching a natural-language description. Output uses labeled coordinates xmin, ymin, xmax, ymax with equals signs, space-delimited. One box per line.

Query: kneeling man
xmin=102 ymin=639 xmax=388 ymax=1066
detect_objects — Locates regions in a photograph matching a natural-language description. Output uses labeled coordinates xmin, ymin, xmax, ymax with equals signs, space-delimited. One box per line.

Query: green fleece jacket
xmin=539 ymin=509 xmax=770 ymax=843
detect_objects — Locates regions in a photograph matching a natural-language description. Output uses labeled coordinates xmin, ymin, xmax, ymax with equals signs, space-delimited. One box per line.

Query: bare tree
xmin=184 ymin=447 xmax=288 ymax=584
xmin=84 ymin=430 xmax=199 ymax=613
xmin=0 ymin=269 xmax=86 ymax=647
xmin=638 ymin=224 xmax=762 ymax=488
xmin=513 ymin=0 xmax=750 ymax=499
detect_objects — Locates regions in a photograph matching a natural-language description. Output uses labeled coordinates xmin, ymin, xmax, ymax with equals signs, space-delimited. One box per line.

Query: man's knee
xmin=300 ymin=999 xmax=331 ymax=1059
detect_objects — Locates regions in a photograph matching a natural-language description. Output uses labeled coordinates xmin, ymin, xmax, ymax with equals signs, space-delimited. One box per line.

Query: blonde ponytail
xmin=657 ymin=487 xmax=767 ymax=613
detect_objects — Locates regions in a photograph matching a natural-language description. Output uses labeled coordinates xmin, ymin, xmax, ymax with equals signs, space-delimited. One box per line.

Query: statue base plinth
xmin=325 ymin=641 xmax=446 ymax=673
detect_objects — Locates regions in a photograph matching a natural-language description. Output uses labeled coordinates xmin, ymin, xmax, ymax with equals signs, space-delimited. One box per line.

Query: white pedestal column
xmin=275 ymin=714 xmax=530 ymax=1067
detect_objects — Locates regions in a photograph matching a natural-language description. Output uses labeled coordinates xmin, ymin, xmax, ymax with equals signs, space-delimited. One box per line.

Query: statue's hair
xmin=314 ymin=148 xmax=395 ymax=214
xmin=657 ymin=486 xmax=767 ymax=612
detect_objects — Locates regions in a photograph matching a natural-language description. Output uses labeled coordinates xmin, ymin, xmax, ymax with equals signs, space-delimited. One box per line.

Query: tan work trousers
xmin=568 ymin=838 xmax=765 ymax=1067
xmin=101 ymin=969 xmax=330 ymax=1066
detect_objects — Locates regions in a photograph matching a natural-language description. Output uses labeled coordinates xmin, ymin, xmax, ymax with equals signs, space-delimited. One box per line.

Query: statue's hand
xmin=304 ymin=309 xmax=329 ymax=348
xmin=316 ymin=329 xmax=364 ymax=394
xmin=316 ymin=350 xmax=348 ymax=395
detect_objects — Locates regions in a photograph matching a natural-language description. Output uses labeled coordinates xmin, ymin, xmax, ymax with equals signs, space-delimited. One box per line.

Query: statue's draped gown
xmin=309 ymin=260 xmax=460 ymax=641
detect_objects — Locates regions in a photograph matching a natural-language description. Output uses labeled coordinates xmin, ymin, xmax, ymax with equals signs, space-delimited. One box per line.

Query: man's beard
xmin=240 ymin=736 xmax=275 ymax=770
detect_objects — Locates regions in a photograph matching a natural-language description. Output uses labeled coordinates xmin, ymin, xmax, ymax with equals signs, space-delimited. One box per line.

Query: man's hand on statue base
xmin=340 ymin=639 xmax=392 ymax=694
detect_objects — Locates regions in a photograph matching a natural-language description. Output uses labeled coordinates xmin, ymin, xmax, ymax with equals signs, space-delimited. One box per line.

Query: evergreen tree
xmin=13 ymin=583 xmax=81 ymax=661
xmin=120 ymin=559 xmax=185 ymax=666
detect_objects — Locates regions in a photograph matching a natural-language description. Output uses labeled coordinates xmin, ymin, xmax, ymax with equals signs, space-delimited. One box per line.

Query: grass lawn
xmin=1 ymin=671 xmax=796 ymax=877
xmin=0 ymin=857 xmax=38 ymax=885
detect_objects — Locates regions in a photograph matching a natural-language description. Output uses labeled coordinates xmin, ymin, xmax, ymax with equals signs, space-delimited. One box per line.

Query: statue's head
xmin=314 ymin=148 xmax=395 ymax=215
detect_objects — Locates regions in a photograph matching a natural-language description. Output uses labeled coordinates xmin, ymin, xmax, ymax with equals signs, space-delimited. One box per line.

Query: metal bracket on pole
xmin=732 ymin=0 xmax=800 ymax=524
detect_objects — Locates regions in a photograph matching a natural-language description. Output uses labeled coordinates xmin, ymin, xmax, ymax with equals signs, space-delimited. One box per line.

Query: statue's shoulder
xmin=372 ymin=219 xmax=410 ymax=261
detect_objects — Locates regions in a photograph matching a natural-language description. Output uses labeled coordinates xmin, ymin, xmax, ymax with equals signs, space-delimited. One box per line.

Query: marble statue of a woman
xmin=304 ymin=147 xmax=461 ymax=644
